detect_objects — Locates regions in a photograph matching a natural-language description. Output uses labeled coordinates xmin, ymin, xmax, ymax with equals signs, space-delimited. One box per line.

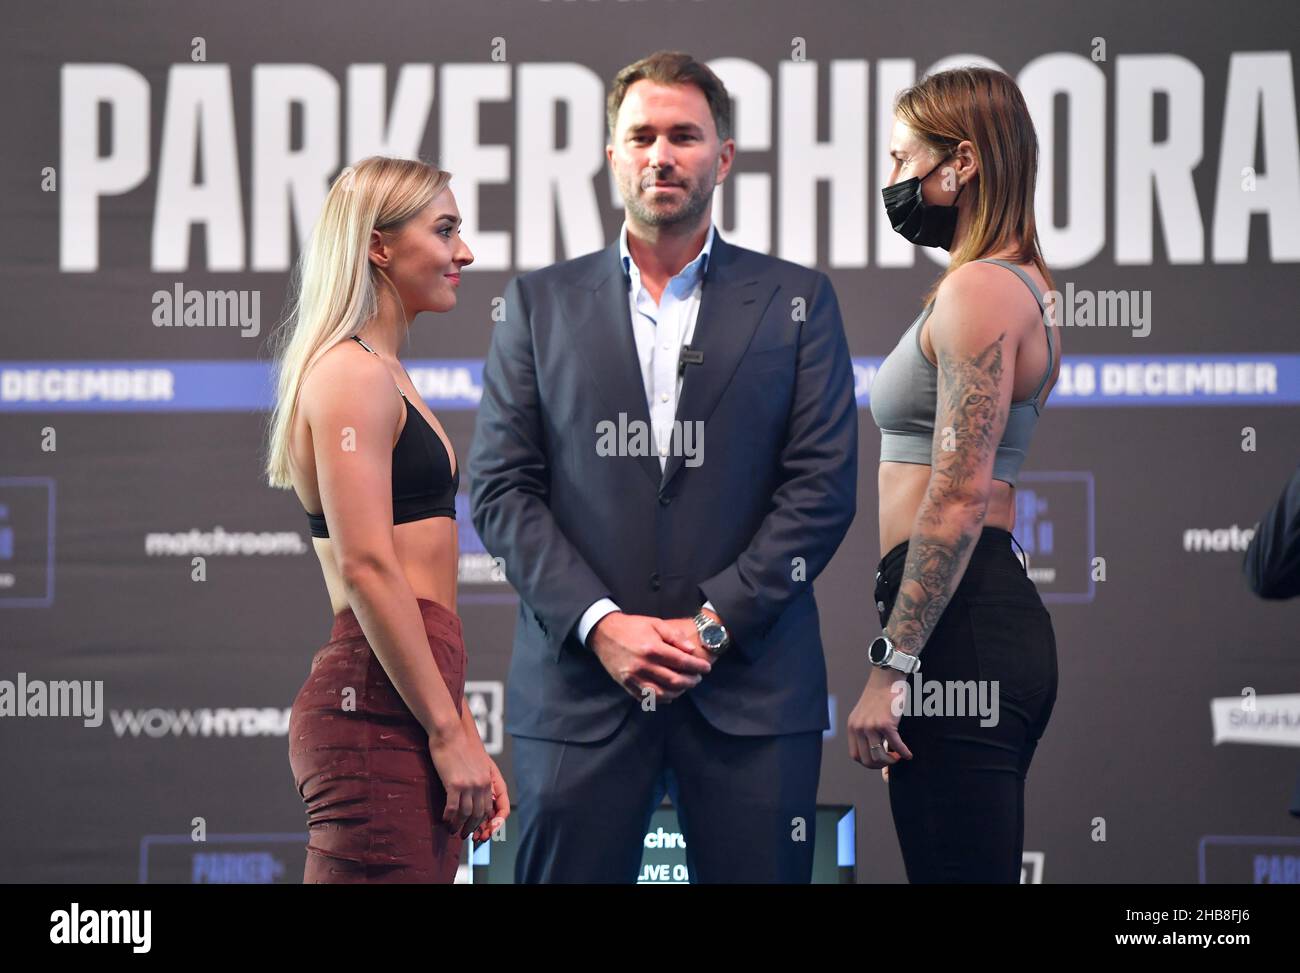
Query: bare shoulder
xmin=932 ymin=260 xmax=1048 ymax=353
xmin=299 ymin=339 xmax=402 ymax=430
xmin=938 ymin=260 xmax=1042 ymax=315
xmin=929 ymin=262 xmax=1022 ymax=353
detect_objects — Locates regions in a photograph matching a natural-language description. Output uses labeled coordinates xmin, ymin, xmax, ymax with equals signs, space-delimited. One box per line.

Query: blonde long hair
xmin=264 ymin=156 xmax=451 ymax=488
xmin=893 ymin=67 xmax=1054 ymax=307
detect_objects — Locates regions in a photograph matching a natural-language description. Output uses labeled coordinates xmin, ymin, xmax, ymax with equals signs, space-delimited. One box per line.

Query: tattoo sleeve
xmin=885 ymin=330 xmax=1007 ymax=657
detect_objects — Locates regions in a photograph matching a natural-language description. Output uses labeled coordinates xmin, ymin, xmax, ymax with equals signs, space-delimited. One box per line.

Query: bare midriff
xmin=291 ymin=387 xmax=460 ymax=619
xmin=878 ymin=462 xmax=1016 ymax=555
xmin=313 ymin=518 xmax=459 ymax=617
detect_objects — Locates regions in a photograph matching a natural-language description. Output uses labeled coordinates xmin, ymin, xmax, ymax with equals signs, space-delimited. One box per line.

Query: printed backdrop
xmin=2 ymin=0 xmax=1298 ymax=883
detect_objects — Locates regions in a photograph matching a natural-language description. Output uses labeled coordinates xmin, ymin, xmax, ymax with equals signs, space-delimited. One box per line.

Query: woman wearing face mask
xmin=847 ymin=68 xmax=1061 ymax=883
xmin=266 ymin=156 xmax=509 ymax=882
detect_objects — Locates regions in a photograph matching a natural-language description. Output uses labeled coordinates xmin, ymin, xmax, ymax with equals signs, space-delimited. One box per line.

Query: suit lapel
xmin=570 ymin=242 xmax=662 ymax=488
xmin=569 ymin=231 xmax=776 ymax=493
xmin=661 ymin=234 xmax=774 ymax=489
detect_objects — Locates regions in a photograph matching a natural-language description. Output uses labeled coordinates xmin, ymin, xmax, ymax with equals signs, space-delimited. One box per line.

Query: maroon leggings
xmin=288 ymin=598 xmax=466 ymax=883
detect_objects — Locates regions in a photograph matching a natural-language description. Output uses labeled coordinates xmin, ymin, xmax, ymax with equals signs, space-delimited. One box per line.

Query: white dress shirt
xmin=575 ymin=220 xmax=718 ymax=647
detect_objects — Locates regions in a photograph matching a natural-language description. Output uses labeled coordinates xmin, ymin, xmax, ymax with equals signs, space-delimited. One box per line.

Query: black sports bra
xmin=305 ymin=335 xmax=459 ymax=538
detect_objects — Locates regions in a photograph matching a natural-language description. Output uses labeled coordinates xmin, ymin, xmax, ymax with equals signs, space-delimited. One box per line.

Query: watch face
xmin=700 ymin=625 xmax=725 ymax=650
xmin=868 ymin=637 xmax=890 ymax=665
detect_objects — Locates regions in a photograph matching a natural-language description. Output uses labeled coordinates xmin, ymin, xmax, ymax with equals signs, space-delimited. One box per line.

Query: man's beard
xmin=621 ymin=168 xmax=714 ymax=228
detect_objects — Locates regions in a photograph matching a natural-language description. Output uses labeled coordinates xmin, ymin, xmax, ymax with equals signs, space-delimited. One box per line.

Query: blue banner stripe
xmin=0 ymin=360 xmax=484 ymax=412
xmin=2 ymin=355 xmax=1298 ymax=411
xmin=855 ymin=354 xmax=1300 ymax=407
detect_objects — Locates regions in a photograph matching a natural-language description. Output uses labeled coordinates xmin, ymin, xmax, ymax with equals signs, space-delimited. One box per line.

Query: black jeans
xmin=874 ymin=526 xmax=1058 ymax=883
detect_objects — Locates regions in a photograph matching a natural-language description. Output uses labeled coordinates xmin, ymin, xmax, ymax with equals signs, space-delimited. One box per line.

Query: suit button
xmin=659 ymin=495 xmax=671 ymax=506
xmin=649 ymin=572 xmax=661 ymax=591
xmin=876 ymin=600 xmax=885 ymax=612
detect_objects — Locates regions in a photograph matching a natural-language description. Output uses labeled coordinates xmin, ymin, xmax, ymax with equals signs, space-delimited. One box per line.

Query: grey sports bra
xmin=869 ymin=258 xmax=1055 ymax=488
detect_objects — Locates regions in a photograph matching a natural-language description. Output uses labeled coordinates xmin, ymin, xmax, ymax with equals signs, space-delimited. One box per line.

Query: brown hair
xmin=607 ymin=50 xmax=732 ymax=142
xmin=893 ymin=66 xmax=1054 ymax=306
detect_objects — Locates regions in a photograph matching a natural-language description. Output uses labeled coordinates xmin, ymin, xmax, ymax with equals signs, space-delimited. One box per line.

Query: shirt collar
xmin=619 ymin=220 xmax=715 ymax=286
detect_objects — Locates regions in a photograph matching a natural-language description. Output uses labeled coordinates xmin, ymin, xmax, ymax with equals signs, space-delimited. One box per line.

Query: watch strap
xmin=693 ymin=610 xmax=730 ymax=656
xmin=871 ymin=635 xmax=920 ymax=674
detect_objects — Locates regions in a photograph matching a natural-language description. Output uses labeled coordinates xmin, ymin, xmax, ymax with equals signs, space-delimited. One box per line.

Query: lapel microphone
xmin=678 ymin=346 xmax=704 ymax=377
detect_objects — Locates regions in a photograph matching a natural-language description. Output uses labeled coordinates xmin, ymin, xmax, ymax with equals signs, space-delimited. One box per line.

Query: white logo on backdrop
xmin=1211 ymin=694 xmax=1300 ymax=748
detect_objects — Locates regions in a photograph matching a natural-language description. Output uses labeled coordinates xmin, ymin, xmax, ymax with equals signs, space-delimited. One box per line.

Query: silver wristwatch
xmin=868 ymin=634 xmax=920 ymax=674
xmin=693 ymin=610 xmax=731 ymax=658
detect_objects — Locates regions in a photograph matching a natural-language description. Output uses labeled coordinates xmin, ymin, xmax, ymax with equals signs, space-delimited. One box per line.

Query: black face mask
xmin=881 ymin=153 xmax=966 ymax=250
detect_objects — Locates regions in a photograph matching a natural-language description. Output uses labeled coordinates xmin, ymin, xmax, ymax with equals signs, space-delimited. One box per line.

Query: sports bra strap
xmin=975 ymin=259 xmax=1055 ymax=406
xmin=350 ymin=334 xmax=408 ymax=399
xmin=975 ymin=258 xmax=1045 ymax=309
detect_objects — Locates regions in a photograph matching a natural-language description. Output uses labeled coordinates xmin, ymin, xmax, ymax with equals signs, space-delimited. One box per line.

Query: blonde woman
xmin=850 ymin=68 xmax=1060 ymax=882
xmin=267 ymin=156 xmax=508 ymax=883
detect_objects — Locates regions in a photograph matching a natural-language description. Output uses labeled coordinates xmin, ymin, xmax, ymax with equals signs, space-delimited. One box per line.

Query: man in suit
xmin=1243 ymin=461 xmax=1300 ymax=600
xmin=468 ymin=50 xmax=858 ymax=883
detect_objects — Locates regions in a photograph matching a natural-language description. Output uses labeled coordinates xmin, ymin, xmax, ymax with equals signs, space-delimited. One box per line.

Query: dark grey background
xmin=2 ymin=0 xmax=1298 ymax=883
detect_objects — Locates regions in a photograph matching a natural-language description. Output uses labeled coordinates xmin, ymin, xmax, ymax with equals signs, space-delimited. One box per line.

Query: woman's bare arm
xmin=884 ymin=265 xmax=1020 ymax=657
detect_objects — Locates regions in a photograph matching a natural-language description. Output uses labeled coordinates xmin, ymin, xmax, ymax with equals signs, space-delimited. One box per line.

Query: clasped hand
xmin=589 ymin=612 xmax=713 ymax=703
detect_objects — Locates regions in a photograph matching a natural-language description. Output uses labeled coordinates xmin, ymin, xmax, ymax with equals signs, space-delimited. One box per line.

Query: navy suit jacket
xmin=468 ymin=230 xmax=858 ymax=742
